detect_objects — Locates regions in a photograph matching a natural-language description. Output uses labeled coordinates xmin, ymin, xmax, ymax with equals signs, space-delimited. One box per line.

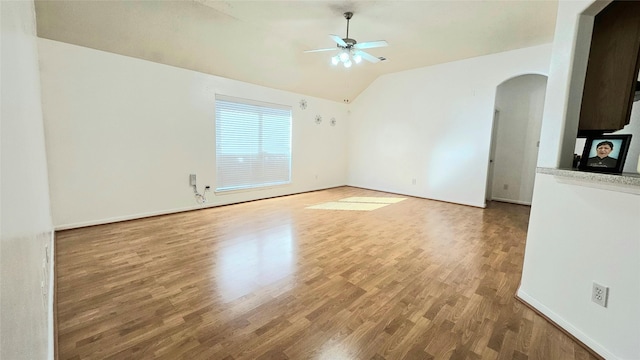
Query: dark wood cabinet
xmin=578 ymin=0 xmax=640 ymax=133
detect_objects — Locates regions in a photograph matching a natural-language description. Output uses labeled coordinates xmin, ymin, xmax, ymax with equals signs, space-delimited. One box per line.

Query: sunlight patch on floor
xmin=305 ymin=201 xmax=390 ymax=211
xmin=338 ymin=197 xmax=406 ymax=204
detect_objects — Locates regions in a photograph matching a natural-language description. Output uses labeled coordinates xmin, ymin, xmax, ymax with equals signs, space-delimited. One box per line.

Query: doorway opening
xmin=486 ymin=74 xmax=548 ymax=205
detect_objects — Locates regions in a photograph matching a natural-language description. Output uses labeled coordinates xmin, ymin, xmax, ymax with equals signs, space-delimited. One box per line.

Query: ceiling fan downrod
xmin=344 ymin=12 xmax=353 ymax=40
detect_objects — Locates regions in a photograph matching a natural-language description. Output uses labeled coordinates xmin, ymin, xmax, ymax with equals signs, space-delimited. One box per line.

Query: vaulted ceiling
xmin=34 ymin=0 xmax=558 ymax=103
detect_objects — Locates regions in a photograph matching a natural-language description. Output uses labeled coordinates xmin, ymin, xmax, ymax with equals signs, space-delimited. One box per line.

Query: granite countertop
xmin=537 ymin=167 xmax=640 ymax=188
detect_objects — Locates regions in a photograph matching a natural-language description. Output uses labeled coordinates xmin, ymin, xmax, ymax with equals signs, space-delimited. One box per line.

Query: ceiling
xmin=34 ymin=0 xmax=558 ymax=103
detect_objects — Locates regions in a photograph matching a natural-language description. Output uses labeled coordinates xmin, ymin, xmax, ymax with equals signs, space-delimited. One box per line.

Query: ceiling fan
xmin=304 ymin=12 xmax=388 ymax=68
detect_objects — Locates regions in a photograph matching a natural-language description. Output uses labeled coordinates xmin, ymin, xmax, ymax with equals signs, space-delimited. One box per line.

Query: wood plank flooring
xmin=55 ymin=187 xmax=599 ymax=360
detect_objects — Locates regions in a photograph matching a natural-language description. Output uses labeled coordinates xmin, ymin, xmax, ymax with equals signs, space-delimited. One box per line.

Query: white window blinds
xmin=215 ymin=95 xmax=292 ymax=192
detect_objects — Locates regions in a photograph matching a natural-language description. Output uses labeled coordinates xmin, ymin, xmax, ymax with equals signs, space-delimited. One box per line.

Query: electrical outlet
xmin=412 ymin=178 xmax=417 ymax=185
xmin=503 ymin=184 xmax=509 ymax=190
xmin=189 ymin=174 xmax=196 ymax=186
xmin=592 ymin=282 xmax=609 ymax=307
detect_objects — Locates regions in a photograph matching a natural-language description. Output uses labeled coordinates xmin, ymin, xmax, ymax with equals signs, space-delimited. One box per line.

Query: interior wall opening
xmin=487 ymin=74 xmax=548 ymax=205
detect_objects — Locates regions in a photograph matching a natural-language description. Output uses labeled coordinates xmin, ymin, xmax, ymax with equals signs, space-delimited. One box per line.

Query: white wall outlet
xmin=189 ymin=174 xmax=196 ymax=186
xmin=592 ymin=282 xmax=609 ymax=307
xmin=412 ymin=178 xmax=417 ymax=185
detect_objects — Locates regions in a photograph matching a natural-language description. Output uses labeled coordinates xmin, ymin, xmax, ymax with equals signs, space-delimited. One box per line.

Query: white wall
xmin=519 ymin=175 xmax=640 ymax=360
xmin=38 ymin=39 xmax=348 ymax=229
xmin=1 ymin=1 xmax=55 ymax=359
xmin=492 ymin=75 xmax=547 ymax=205
xmin=521 ymin=1 xmax=640 ymax=359
xmin=347 ymin=44 xmax=552 ymax=207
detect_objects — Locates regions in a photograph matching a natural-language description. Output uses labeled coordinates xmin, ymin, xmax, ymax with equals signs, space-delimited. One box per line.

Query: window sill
xmin=213 ymin=182 xmax=292 ymax=196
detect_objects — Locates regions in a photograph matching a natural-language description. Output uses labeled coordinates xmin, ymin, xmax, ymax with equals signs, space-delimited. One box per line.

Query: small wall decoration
xmin=315 ymin=115 xmax=322 ymax=124
xmin=299 ymin=99 xmax=307 ymax=110
xmin=330 ymin=117 xmax=337 ymax=126
xmin=578 ymin=134 xmax=632 ymax=174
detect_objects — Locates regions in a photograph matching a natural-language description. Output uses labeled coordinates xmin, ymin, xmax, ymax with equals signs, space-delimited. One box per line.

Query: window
xmin=215 ymin=95 xmax=292 ymax=192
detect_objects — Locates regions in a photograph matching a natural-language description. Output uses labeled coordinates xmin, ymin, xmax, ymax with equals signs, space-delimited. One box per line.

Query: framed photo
xmin=578 ymin=134 xmax=632 ymax=173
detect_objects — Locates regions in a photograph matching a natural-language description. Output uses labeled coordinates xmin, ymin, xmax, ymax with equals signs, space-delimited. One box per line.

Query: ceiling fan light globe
xmin=331 ymin=56 xmax=339 ymax=65
xmin=353 ymin=53 xmax=362 ymax=64
xmin=344 ymin=60 xmax=352 ymax=68
xmin=339 ymin=52 xmax=350 ymax=62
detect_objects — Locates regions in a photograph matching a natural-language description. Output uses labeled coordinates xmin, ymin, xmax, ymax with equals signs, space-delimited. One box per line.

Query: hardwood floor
xmin=56 ymin=187 xmax=599 ymax=360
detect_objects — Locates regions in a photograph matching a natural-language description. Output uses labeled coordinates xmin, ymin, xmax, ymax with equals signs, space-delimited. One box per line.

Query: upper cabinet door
xmin=579 ymin=0 xmax=640 ymax=133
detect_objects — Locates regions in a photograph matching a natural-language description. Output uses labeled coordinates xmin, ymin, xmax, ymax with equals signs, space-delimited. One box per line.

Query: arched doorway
xmin=486 ymin=74 xmax=548 ymax=205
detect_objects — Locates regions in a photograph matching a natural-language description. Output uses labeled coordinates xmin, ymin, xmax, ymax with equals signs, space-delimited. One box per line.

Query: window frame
xmin=214 ymin=94 xmax=293 ymax=193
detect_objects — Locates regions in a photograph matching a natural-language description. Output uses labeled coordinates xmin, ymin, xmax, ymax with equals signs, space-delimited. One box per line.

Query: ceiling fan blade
xmin=354 ymin=40 xmax=388 ymax=50
xmin=329 ymin=34 xmax=347 ymax=47
xmin=304 ymin=47 xmax=338 ymax=53
xmin=356 ymin=50 xmax=381 ymax=63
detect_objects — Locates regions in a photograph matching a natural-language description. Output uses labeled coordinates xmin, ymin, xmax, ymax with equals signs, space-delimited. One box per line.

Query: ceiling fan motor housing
xmin=342 ymin=38 xmax=357 ymax=47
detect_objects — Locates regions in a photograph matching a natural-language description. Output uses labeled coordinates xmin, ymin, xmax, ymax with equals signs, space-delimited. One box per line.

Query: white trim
xmin=214 ymin=93 xmax=292 ymax=111
xmin=490 ymin=197 xmax=532 ymax=206
xmin=516 ymin=289 xmax=618 ymax=360
xmin=53 ymin=185 xmax=346 ymax=230
xmin=214 ymin=182 xmax=292 ymax=196
xmin=347 ymin=185 xmax=486 ymax=208
xmin=54 ymin=205 xmax=210 ymax=230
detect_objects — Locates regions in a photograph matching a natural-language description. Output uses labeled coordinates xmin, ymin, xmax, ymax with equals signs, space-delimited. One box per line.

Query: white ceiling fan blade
xmin=304 ymin=47 xmax=338 ymax=53
xmin=354 ymin=40 xmax=388 ymax=50
xmin=356 ymin=50 xmax=381 ymax=63
xmin=329 ymin=34 xmax=347 ymax=47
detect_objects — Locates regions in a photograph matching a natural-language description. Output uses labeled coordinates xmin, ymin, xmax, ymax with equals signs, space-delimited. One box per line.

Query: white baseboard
xmin=516 ymin=289 xmax=617 ymax=360
xmin=347 ymin=184 xmax=486 ymax=208
xmin=54 ymin=205 xmax=207 ymax=230
xmin=54 ymin=186 xmax=347 ymax=230
xmin=490 ymin=197 xmax=531 ymax=206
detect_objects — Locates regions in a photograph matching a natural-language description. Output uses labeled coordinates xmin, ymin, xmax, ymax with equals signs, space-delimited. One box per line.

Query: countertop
xmin=537 ymin=167 xmax=640 ymax=193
